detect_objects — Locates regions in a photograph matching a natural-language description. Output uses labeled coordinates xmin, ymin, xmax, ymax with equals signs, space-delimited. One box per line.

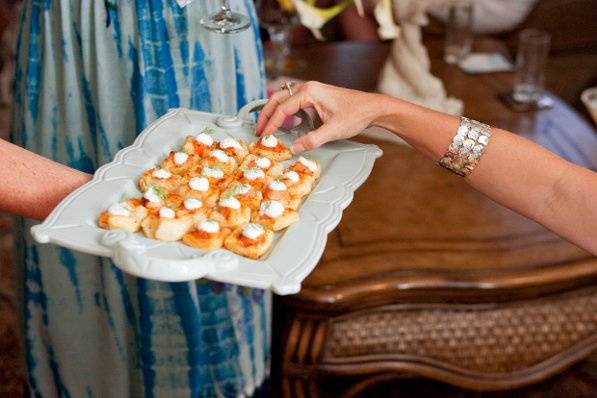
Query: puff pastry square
xmin=182 ymin=225 xmax=232 ymax=249
xmin=248 ymin=135 xmax=292 ymax=161
xmin=224 ymin=224 xmax=274 ymax=259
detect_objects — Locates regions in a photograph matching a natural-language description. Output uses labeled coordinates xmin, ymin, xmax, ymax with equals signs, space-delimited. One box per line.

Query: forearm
xmin=0 ymin=140 xmax=91 ymax=220
xmin=373 ymin=96 xmax=597 ymax=254
xmin=256 ymin=82 xmax=597 ymax=253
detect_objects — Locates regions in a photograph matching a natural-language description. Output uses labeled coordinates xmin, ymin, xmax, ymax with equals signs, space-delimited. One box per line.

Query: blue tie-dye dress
xmin=11 ymin=1 xmax=270 ymax=396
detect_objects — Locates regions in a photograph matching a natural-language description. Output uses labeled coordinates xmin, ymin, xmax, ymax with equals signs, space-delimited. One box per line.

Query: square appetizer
xmin=182 ymin=128 xmax=217 ymax=157
xmin=98 ymin=199 xmax=147 ymax=233
xmin=217 ymin=135 xmax=249 ymax=163
xmin=182 ymin=219 xmax=231 ymax=250
xmin=237 ymin=154 xmax=283 ymax=178
xmin=224 ymin=223 xmax=275 ymax=260
xmin=249 ymin=134 xmax=292 ymax=161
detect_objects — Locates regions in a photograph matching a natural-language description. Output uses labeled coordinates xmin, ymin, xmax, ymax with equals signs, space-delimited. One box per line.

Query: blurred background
xmin=1 ymin=0 xmax=596 ymax=396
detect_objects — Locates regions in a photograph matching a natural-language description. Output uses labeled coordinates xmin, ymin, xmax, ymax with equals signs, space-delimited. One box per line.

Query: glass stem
xmin=267 ymin=26 xmax=291 ymax=77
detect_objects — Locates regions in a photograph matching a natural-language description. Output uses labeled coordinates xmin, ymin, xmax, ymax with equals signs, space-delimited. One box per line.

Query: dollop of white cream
xmin=268 ymin=180 xmax=287 ymax=191
xmin=188 ymin=177 xmax=209 ymax=192
xmin=283 ymin=170 xmax=300 ymax=183
xmin=144 ymin=186 xmax=162 ymax=203
xmin=152 ymin=168 xmax=172 ymax=179
xmin=298 ymin=156 xmax=317 ymax=172
xmin=220 ymin=137 xmax=242 ymax=150
xmin=195 ymin=132 xmax=214 ymax=146
xmin=254 ymin=157 xmax=271 ymax=169
xmin=219 ymin=196 xmax=241 ymax=209
xmin=198 ymin=219 xmax=220 ymax=234
xmin=261 ymin=135 xmax=278 ymax=148
xmin=159 ymin=207 xmax=175 ymax=219
xmin=259 ymin=200 xmax=285 ymax=219
xmin=243 ymin=167 xmax=265 ymax=181
xmin=173 ymin=152 xmax=189 ymax=165
xmin=184 ymin=198 xmax=202 ymax=210
xmin=108 ymin=202 xmax=133 ymax=217
xmin=242 ymin=223 xmax=265 ymax=240
xmin=209 ymin=149 xmax=229 ymax=163
xmin=202 ymin=166 xmax=224 ymax=179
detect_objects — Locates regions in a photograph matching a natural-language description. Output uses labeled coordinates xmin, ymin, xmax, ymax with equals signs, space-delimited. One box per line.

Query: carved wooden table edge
xmin=278 ymin=286 xmax=597 ymax=394
xmin=286 ymin=256 xmax=597 ymax=313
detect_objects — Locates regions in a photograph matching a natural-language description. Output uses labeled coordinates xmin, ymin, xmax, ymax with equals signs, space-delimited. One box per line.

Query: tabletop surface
xmin=285 ymin=39 xmax=597 ymax=311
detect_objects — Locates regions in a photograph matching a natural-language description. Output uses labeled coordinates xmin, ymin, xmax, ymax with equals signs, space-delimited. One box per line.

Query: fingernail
xmin=291 ymin=142 xmax=304 ymax=155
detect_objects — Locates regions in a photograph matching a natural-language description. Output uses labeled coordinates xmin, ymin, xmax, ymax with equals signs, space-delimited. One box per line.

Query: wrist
xmin=369 ymin=94 xmax=408 ymax=137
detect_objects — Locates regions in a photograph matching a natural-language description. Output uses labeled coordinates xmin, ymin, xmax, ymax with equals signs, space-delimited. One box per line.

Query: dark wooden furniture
xmin=273 ymin=39 xmax=597 ymax=397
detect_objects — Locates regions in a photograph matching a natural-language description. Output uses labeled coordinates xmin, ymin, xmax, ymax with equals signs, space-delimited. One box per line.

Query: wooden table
xmin=273 ymin=39 xmax=597 ymax=397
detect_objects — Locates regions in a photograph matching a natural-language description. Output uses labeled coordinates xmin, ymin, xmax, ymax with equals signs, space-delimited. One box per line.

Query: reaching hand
xmin=255 ymin=81 xmax=384 ymax=154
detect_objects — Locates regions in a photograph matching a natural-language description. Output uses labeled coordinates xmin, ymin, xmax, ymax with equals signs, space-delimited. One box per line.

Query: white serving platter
xmin=31 ymin=100 xmax=382 ymax=295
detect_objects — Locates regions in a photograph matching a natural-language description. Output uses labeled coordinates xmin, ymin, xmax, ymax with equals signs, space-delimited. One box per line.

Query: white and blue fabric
xmin=12 ymin=1 xmax=270 ymax=396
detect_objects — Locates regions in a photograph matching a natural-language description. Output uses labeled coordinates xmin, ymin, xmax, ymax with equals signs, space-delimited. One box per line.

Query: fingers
xmin=260 ymin=89 xmax=314 ymax=137
xmin=255 ymin=89 xmax=291 ymax=135
xmin=290 ymin=123 xmax=337 ymax=154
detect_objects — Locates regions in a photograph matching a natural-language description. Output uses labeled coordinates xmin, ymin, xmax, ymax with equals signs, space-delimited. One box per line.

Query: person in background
xmin=339 ymin=0 xmax=539 ymax=41
xmin=10 ymin=1 xmax=269 ymax=396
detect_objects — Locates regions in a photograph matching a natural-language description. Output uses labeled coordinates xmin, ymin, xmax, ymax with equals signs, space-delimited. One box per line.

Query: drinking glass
xmin=444 ymin=0 xmax=473 ymax=64
xmin=513 ymin=29 xmax=551 ymax=104
xmin=256 ymin=0 xmax=304 ymax=77
xmin=201 ymin=0 xmax=251 ymax=34
xmin=581 ymin=87 xmax=597 ymax=126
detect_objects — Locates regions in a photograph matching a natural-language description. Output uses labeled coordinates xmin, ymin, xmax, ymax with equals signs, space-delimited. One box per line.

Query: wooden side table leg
xmin=278 ymin=314 xmax=328 ymax=398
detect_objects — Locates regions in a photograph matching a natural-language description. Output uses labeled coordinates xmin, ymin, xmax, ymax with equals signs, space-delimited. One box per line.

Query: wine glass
xmin=256 ymin=0 xmax=304 ymax=77
xmin=201 ymin=0 xmax=251 ymax=34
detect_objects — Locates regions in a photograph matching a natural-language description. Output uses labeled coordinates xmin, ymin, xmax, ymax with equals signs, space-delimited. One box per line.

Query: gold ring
xmin=282 ymin=81 xmax=295 ymax=96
